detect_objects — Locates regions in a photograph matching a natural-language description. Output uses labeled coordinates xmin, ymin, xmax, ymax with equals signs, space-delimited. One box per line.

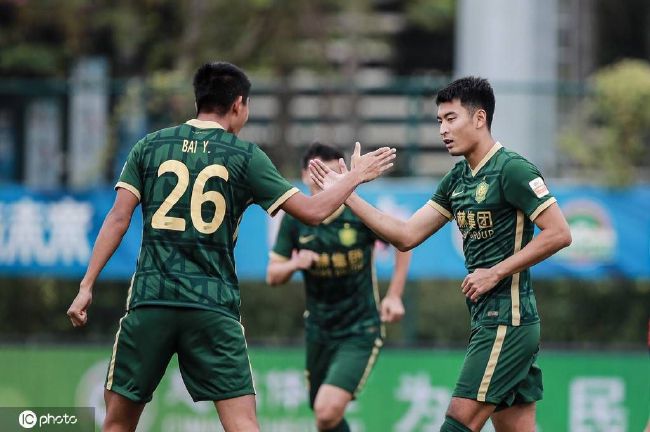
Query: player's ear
xmin=475 ymin=109 xmax=487 ymax=129
xmin=232 ymin=96 xmax=244 ymax=115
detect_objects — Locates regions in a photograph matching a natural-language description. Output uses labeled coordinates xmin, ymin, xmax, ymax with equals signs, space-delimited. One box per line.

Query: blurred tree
xmin=559 ymin=59 xmax=650 ymax=186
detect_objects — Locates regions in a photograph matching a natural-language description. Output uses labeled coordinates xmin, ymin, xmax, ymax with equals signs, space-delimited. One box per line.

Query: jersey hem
xmin=129 ymin=301 xmax=240 ymax=321
xmin=427 ymin=200 xmax=453 ymax=220
xmin=267 ymin=187 xmax=300 ymax=216
xmin=470 ymin=318 xmax=540 ymax=330
xmin=115 ymin=181 xmax=141 ymax=201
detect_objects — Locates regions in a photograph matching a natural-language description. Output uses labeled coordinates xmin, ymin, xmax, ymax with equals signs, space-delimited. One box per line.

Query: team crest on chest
xmin=475 ymin=179 xmax=490 ymax=203
xmin=338 ymin=223 xmax=357 ymax=246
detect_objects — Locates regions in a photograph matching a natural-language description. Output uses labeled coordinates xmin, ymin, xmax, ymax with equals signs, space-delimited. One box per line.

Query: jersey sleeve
xmin=270 ymin=212 xmax=296 ymax=261
xmin=247 ymin=146 xmax=299 ymax=216
xmin=427 ymin=170 xmax=454 ymax=220
xmin=501 ymin=158 xmax=557 ymax=221
xmin=115 ymin=138 xmax=145 ymax=201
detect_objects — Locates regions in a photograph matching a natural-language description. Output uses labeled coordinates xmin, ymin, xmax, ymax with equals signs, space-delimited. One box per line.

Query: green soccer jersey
xmin=116 ymin=119 xmax=298 ymax=319
xmin=271 ymin=206 xmax=382 ymax=341
xmin=429 ymin=143 xmax=556 ymax=329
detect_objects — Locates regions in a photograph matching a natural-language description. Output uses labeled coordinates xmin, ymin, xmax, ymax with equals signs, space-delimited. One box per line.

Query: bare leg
xmin=313 ymin=384 xmax=353 ymax=431
xmin=214 ymin=394 xmax=259 ymax=432
xmin=445 ymin=396 xmax=496 ymax=432
xmin=102 ymin=389 xmax=145 ymax=432
xmin=491 ymin=402 xmax=536 ymax=432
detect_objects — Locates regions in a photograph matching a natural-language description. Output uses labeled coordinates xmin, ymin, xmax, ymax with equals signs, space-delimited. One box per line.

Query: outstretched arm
xmin=461 ymin=203 xmax=572 ymax=302
xmin=310 ymin=158 xmax=449 ymax=250
xmin=67 ymin=188 xmax=139 ymax=327
xmin=281 ymin=144 xmax=396 ymax=226
xmin=380 ymin=248 xmax=411 ymax=323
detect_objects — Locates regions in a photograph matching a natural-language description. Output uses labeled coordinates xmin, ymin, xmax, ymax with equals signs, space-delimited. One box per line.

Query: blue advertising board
xmin=0 ymin=180 xmax=648 ymax=280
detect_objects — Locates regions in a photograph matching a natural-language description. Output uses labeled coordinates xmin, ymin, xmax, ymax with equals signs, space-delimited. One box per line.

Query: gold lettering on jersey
xmin=348 ymin=249 xmax=364 ymax=271
xmin=331 ymin=253 xmax=347 ymax=268
xmin=475 ymin=179 xmax=489 ymax=203
xmin=182 ymin=139 xmax=197 ymax=153
xmin=456 ymin=211 xmax=467 ymax=228
xmin=477 ymin=211 xmax=493 ymax=228
xmin=467 ymin=211 xmax=476 ymax=229
xmin=317 ymin=253 xmax=330 ymax=268
xmin=468 ymin=229 xmax=495 ymax=240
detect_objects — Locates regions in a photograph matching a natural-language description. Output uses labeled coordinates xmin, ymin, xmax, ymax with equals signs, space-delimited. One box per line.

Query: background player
xmin=309 ymin=77 xmax=572 ymax=432
xmin=66 ymin=61 xmax=396 ymax=432
xmin=266 ymin=142 xmax=411 ymax=432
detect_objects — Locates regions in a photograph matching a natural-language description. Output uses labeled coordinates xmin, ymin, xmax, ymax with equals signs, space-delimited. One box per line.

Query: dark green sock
xmin=323 ymin=417 xmax=350 ymax=432
xmin=440 ymin=415 xmax=472 ymax=432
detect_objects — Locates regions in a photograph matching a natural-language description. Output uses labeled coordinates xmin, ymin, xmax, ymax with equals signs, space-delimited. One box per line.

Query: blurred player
xmin=310 ymin=77 xmax=572 ymax=432
xmin=266 ymin=142 xmax=411 ymax=432
xmin=66 ymin=62 xmax=396 ymax=432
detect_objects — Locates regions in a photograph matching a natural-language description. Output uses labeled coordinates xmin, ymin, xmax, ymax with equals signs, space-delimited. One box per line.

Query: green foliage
xmin=559 ymin=59 xmax=650 ymax=186
xmin=0 ymin=277 xmax=646 ymax=349
xmin=405 ymin=0 xmax=456 ymax=31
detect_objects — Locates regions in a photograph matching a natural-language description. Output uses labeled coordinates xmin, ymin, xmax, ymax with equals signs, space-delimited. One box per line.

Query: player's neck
xmin=465 ymin=137 xmax=497 ymax=170
xmin=196 ymin=112 xmax=230 ymax=131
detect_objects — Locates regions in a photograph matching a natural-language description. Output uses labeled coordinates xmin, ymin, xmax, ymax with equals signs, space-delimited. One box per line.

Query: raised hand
xmin=309 ymin=142 xmax=396 ymax=190
xmin=309 ymin=158 xmax=347 ymax=191
xmin=350 ymin=142 xmax=396 ymax=183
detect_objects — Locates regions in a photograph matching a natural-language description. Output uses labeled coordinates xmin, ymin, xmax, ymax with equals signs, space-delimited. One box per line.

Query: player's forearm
xmin=266 ymin=260 xmax=298 ymax=285
xmin=345 ymin=193 xmax=412 ymax=250
xmin=386 ymin=249 xmax=411 ymax=298
xmin=492 ymin=227 xmax=571 ymax=281
xmin=304 ymin=170 xmax=363 ymax=225
xmin=80 ymin=211 xmax=131 ymax=291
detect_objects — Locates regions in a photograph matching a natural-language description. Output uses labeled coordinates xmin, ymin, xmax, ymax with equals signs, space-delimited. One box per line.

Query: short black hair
xmin=301 ymin=142 xmax=344 ymax=169
xmin=435 ymin=76 xmax=495 ymax=129
xmin=193 ymin=62 xmax=251 ymax=115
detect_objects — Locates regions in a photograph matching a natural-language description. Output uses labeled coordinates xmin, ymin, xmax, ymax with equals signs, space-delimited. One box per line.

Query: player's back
xmin=117 ymin=119 xmax=297 ymax=319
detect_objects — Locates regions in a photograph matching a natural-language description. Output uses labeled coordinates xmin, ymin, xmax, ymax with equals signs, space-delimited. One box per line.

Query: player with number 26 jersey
xmin=117 ymin=119 xmax=297 ymax=320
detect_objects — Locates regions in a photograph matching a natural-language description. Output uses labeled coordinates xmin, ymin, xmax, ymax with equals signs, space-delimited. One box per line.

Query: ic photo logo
xmin=17 ymin=409 xmax=79 ymax=429
xmin=18 ymin=410 xmax=37 ymax=428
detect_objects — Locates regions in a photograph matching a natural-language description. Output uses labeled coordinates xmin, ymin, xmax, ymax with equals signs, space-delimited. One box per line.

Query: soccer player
xmin=66 ymin=62 xmax=396 ymax=432
xmin=309 ymin=77 xmax=572 ymax=432
xmin=266 ymin=142 xmax=411 ymax=432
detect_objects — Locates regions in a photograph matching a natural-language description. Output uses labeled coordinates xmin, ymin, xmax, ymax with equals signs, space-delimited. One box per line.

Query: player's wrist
xmin=79 ymin=279 xmax=94 ymax=293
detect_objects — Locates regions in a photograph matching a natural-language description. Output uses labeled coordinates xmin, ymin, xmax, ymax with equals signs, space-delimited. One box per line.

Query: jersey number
xmin=152 ymin=160 xmax=228 ymax=234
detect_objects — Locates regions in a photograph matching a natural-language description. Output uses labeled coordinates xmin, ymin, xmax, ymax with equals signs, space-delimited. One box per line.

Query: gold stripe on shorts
xmin=106 ymin=314 xmax=126 ymax=390
xmin=353 ymin=338 xmax=383 ymax=397
xmin=477 ymin=325 xmax=507 ymax=402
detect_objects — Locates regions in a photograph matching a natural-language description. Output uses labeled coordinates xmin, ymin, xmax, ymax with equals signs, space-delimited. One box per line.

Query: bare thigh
xmin=103 ymin=389 xmax=146 ymax=432
xmin=446 ymin=396 xmax=496 ymax=432
xmin=214 ymin=394 xmax=259 ymax=432
xmin=313 ymin=384 xmax=353 ymax=428
xmin=490 ymin=402 xmax=536 ymax=432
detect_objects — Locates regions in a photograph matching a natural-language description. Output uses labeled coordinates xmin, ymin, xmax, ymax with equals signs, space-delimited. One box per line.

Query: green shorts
xmin=305 ymin=334 xmax=383 ymax=407
xmin=453 ymin=323 xmax=543 ymax=409
xmin=105 ymin=306 xmax=255 ymax=403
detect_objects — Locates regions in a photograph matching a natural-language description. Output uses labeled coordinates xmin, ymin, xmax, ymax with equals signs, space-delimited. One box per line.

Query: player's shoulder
xmin=496 ymin=147 xmax=538 ymax=172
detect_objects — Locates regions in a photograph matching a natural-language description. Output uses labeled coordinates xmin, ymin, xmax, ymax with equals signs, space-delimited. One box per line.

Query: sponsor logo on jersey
xmin=529 ymin=177 xmax=550 ymax=198
xmin=298 ymin=235 xmax=316 ymax=244
xmin=475 ymin=179 xmax=489 ymax=203
xmin=451 ymin=187 xmax=464 ymax=197
xmin=338 ymin=223 xmax=357 ymax=246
